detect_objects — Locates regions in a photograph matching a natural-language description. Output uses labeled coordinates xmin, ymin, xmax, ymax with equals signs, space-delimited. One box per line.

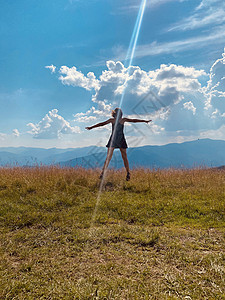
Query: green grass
xmin=0 ymin=167 xmax=224 ymax=299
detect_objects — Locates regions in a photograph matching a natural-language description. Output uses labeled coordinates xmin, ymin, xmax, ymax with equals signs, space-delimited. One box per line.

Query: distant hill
xmin=0 ymin=139 xmax=225 ymax=168
xmin=0 ymin=146 xmax=101 ymax=166
xmin=59 ymin=139 xmax=225 ymax=169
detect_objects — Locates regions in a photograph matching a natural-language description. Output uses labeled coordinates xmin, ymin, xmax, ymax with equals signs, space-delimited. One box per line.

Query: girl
xmin=86 ymin=108 xmax=151 ymax=181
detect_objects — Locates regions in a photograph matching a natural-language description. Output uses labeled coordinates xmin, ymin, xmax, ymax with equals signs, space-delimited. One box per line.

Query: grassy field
xmin=0 ymin=167 xmax=224 ymax=299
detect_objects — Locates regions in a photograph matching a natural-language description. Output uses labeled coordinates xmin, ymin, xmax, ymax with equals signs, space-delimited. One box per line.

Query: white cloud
xmin=129 ymin=27 xmax=225 ymax=59
xmin=73 ymin=105 xmax=111 ymax=122
xmin=211 ymin=108 xmax=220 ymax=118
xmin=152 ymin=64 xmax=206 ymax=92
xmin=13 ymin=129 xmax=20 ymax=137
xmin=45 ymin=64 xmax=56 ymax=73
xmin=0 ymin=133 xmax=6 ymax=140
xmin=203 ymin=47 xmax=225 ymax=111
xmin=200 ymin=124 xmax=225 ymax=139
xmin=59 ymin=66 xmax=99 ymax=91
xmin=168 ymin=2 xmax=225 ymax=32
xmin=183 ymin=101 xmax=196 ymax=115
xmin=118 ymin=0 xmax=186 ymax=13
xmin=58 ymin=60 xmax=206 ymax=123
xmin=150 ymin=123 xmax=165 ymax=134
xmin=27 ymin=109 xmax=81 ymax=139
xmin=75 ymin=115 xmax=97 ymax=122
xmin=196 ymin=0 xmax=222 ymax=11
xmin=46 ymin=48 xmax=225 ymax=142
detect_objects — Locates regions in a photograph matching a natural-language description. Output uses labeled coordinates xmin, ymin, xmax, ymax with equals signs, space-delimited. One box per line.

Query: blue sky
xmin=0 ymin=0 xmax=225 ymax=148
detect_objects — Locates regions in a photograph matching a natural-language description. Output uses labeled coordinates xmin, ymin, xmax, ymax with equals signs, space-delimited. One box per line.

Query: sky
xmin=0 ymin=0 xmax=225 ymax=148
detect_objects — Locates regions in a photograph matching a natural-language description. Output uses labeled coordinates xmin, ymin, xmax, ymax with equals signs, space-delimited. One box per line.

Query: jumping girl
xmin=85 ymin=108 xmax=152 ymax=181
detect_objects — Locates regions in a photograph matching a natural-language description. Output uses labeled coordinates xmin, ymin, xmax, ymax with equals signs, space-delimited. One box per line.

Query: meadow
xmin=0 ymin=166 xmax=224 ymax=299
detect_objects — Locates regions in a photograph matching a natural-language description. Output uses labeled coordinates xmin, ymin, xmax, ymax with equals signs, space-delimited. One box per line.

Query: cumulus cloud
xmin=27 ymin=109 xmax=81 ymax=139
xmin=183 ymin=101 xmax=196 ymax=115
xmin=45 ymin=64 xmax=56 ymax=73
xmin=45 ymin=48 xmax=225 ymax=143
xmin=73 ymin=105 xmax=112 ymax=122
xmin=13 ymin=129 xmax=20 ymax=137
xmin=58 ymin=60 xmax=206 ymax=122
xmin=59 ymin=66 xmax=99 ymax=90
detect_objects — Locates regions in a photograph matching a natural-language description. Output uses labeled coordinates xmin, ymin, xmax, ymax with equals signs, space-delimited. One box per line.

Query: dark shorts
xmin=106 ymin=135 xmax=128 ymax=149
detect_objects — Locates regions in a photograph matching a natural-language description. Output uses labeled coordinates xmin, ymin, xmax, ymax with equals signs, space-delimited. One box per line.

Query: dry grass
xmin=0 ymin=166 xmax=224 ymax=299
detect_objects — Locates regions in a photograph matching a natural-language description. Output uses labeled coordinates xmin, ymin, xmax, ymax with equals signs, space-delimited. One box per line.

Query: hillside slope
xmin=0 ymin=167 xmax=224 ymax=298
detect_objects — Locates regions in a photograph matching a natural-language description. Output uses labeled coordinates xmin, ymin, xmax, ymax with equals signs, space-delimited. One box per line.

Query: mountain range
xmin=0 ymin=139 xmax=224 ymax=169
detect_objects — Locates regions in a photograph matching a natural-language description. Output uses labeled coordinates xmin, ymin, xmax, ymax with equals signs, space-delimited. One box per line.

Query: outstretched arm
xmin=85 ymin=118 xmax=112 ymax=130
xmin=123 ymin=118 xmax=152 ymax=124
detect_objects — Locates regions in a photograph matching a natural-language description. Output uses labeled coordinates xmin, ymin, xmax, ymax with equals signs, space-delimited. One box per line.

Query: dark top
xmin=106 ymin=121 xmax=128 ymax=149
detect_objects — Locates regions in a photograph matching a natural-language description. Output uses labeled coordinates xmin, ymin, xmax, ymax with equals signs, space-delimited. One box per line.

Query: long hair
xmin=112 ymin=108 xmax=123 ymax=119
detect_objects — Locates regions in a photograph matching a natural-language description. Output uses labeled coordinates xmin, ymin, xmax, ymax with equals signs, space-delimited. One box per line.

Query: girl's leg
xmin=100 ymin=147 xmax=114 ymax=177
xmin=120 ymin=148 xmax=130 ymax=174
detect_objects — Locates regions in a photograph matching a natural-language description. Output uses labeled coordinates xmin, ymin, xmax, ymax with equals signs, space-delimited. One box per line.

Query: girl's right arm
xmin=85 ymin=118 xmax=113 ymax=130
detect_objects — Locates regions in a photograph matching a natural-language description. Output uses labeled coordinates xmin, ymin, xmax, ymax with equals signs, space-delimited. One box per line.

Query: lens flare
xmin=125 ymin=0 xmax=147 ymax=65
xmin=119 ymin=0 xmax=147 ymax=108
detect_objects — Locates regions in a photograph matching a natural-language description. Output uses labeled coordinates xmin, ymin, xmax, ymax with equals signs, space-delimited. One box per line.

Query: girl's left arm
xmin=123 ymin=118 xmax=152 ymax=124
